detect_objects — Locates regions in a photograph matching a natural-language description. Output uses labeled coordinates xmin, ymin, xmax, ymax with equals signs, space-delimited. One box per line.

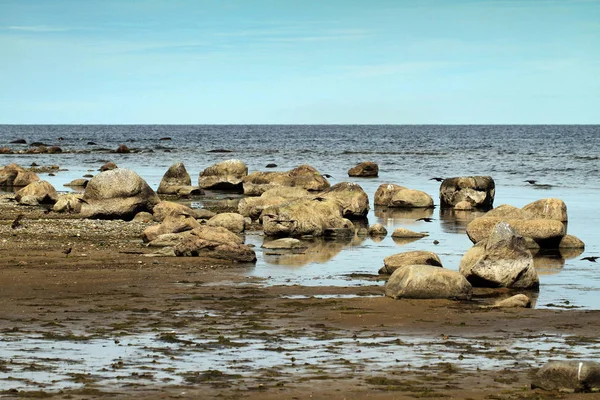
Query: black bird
xmin=416 ymin=217 xmax=434 ymax=222
xmin=581 ymin=256 xmax=599 ymax=263
xmin=524 ymin=180 xmax=537 ymax=185
xmin=11 ymin=214 xmax=24 ymax=229
xmin=62 ymin=247 xmax=72 ymax=258
xmin=430 ymin=177 xmax=444 ymax=182
xmin=322 ymin=174 xmax=334 ymax=179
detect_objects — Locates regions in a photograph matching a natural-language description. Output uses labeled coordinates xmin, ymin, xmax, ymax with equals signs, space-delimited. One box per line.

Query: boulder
xmin=243 ymin=164 xmax=330 ymax=195
xmin=385 ymin=265 xmax=472 ymax=300
xmin=15 ymin=181 xmax=58 ymax=205
xmin=522 ymin=198 xmax=568 ymax=222
xmin=0 ymin=147 xmax=13 ymax=154
xmin=48 ymin=146 xmax=62 ymax=154
xmin=484 ymin=204 xmax=525 ymax=219
xmin=374 ymin=184 xmax=433 ymax=208
xmin=0 ymin=163 xmax=39 ymax=188
xmin=64 ymin=179 xmax=89 ymax=188
xmin=80 ymin=168 xmax=160 ymax=220
xmin=454 ymin=200 xmax=473 ymax=211
xmin=143 ymin=215 xmax=201 ymax=243
xmin=199 ymin=159 xmax=247 ymax=191
xmin=262 ymin=238 xmax=308 ymax=250
xmin=99 ymin=162 xmax=118 ymax=171
xmin=320 ymin=182 xmax=370 ymax=218
xmin=53 ymin=193 xmax=85 ymax=213
xmin=460 ymin=222 xmax=539 ymax=289
xmin=238 ymin=187 xmax=309 ymax=219
xmin=466 ymin=217 xmax=566 ymax=247
xmin=440 ymin=176 xmax=495 ymax=209
xmin=158 ymin=163 xmax=199 ymax=195
xmin=207 ymin=212 xmax=246 ymax=233
xmin=174 ymin=226 xmax=256 ymax=263
xmin=262 ymin=197 xmax=351 ymax=237
xmin=531 ymin=361 xmax=600 ymax=392
xmin=559 ymin=234 xmax=585 ymax=249
xmin=368 ymin=223 xmax=388 ymax=237
xmin=391 ymin=228 xmax=429 ymax=239
xmin=132 ymin=211 xmax=154 ymax=223
xmin=348 ymin=161 xmax=379 ymax=177
xmin=380 ymin=251 xmax=442 ymax=275
xmin=152 ymin=201 xmax=202 ymax=222
xmin=493 ymin=294 xmax=532 ymax=308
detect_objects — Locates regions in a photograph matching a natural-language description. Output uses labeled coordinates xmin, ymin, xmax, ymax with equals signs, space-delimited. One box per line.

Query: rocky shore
xmin=1 ymin=160 xmax=598 ymax=399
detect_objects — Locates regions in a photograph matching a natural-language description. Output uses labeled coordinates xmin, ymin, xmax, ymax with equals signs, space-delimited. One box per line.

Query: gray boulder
xmin=385 ymin=265 xmax=472 ymax=300
xmin=460 ymin=222 xmax=539 ymax=289
xmin=80 ymin=168 xmax=160 ymax=220
xmin=440 ymin=176 xmax=495 ymax=209
xmin=531 ymin=361 xmax=600 ymax=392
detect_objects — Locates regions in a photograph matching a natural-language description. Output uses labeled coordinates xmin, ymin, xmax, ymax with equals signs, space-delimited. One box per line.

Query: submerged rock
xmin=348 ymin=161 xmax=379 ymax=177
xmin=391 ymin=227 xmax=429 ymax=239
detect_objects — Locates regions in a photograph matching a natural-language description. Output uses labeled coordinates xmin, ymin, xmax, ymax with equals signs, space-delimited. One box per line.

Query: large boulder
xmin=15 ymin=181 xmax=58 ymax=205
xmin=320 ymin=182 xmax=370 ymax=218
xmin=199 ymin=159 xmax=247 ymax=191
xmin=243 ymin=165 xmax=330 ymax=196
xmin=0 ymin=163 xmax=39 ymax=188
xmin=460 ymin=222 xmax=539 ymax=289
xmin=143 ymin=215 xmax=201 ymax=243
xmin=261 ymin=197 xmax=353 ymax=237
xmin=174 ymin=226 xmax=256 ymax=263
xmin=374 ymin=184 xmax=433 ymax=208
xmin=385 ymin=265 xmax=472 ymax=300
xmin=158 ymin=162 xmax=202 ymax=196
xmin=466 ymin=217 xmax=566 ymax=247
xmin=238 ymin=187 xmax=309 ymax=219
xmin=522 ymin=198 xmax=568 ymax=222
xmin=207 ymin=212 xmax=246 ymax=233
xmin=379 ymin=251 xmax=442 ymax=275
xmin=531 ymin=361 xmax=600 ymax=392
xmin=440 ymin=176 xmax=495 ymax=209
xmin=80 ymin=168 xmax=160 ymax=220
xmin=348 ymin=161 xmax=378 ymax=177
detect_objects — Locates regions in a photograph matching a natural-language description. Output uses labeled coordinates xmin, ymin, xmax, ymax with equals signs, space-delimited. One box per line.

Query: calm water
xmin=1 ymin=125 xmax=599 ymax=309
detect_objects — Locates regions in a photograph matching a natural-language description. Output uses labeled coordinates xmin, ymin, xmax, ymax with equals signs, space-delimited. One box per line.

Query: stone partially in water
xmin=493 ymin=294 xmax=532 ymax=308
xmin=391 ymin=227 xmax=429 ymax=239
xmin=440 ymin=176 xmax=495 ymax=209
xmin=348 ymin=161 xmax=379 ymax=177
xmin=320 ymin=182 xmax=370 ymax=219
xmin=380 ymin=251 xmax=443 ymax=275
xmin=199 ymin=159 xmax=248 ymax=191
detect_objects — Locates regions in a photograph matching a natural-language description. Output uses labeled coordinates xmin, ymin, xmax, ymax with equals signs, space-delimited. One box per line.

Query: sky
xmin=0 ymin=0 xmax=599 ymax=124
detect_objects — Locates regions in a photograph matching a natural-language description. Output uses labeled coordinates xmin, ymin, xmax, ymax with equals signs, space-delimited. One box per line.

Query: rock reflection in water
xmin=439 ymin=208 xmax=486 ymax=234
xmin=262 ymin=237 xmax=356 ymax=267
xmin=374 ymin=206 xmax=433 ymax=227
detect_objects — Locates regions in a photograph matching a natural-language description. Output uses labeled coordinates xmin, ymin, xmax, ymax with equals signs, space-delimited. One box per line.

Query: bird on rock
xmin=62 ymin=247 xmax=72 ymax=258
xmin=11 ymin=214 xmax=24 ymax=229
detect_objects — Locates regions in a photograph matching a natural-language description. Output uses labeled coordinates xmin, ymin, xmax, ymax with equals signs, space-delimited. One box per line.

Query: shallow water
xmin=1 ymin=125 xmax=599 ymax=309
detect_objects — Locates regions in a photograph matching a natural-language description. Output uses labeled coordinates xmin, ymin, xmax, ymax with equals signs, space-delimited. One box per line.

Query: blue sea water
xmin=1 ymin=125 xmax=599 ymax=309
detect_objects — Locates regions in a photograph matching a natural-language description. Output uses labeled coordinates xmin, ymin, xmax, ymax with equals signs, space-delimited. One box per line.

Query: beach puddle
xmin=2 ymin=330 xmax=599 ymax=392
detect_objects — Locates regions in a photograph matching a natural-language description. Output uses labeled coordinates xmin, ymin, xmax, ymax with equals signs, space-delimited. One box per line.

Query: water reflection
xmin=261 ymin=237 xmax=355 ymax=267
xmin=439 ymin=208 xmax=486 ymax=234
xmin=374 ymin=206 xmax=433 ymax=227
xmin=533 ymin=250 xmax=565 ymax=275
xmin=391 ymin=237 xmax=424 ymax=246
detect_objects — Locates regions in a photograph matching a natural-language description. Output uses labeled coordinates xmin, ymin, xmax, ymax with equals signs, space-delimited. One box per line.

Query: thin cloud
xmin=6 ymin=25 xmax=71 ymax=32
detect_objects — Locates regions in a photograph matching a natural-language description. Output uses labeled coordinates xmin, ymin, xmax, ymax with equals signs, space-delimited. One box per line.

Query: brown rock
xmin=522 ymin=198 xmax=568 ymax=222
xmin=440 ymin=176 xmax=495 ymax=209
xmin=348 ymin=161 xmax=379 ymax=177
xmin=380 ymin=251 xmax=442 ymax=275
xmin=199 ymin=159 xmax=248 ymax=191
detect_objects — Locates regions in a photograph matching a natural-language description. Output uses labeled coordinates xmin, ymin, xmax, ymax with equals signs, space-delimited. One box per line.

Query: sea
xmin=1 ymin=125 xmax=599 ymax=309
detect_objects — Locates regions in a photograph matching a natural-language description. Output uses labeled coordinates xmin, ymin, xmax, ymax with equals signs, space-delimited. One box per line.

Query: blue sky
xmin=0 ymin=0 xmax=599 ymax=124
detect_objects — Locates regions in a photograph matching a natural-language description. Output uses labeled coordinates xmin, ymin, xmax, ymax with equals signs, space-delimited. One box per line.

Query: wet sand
xmin=1 ymin=201 xmax=599 ymax=399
